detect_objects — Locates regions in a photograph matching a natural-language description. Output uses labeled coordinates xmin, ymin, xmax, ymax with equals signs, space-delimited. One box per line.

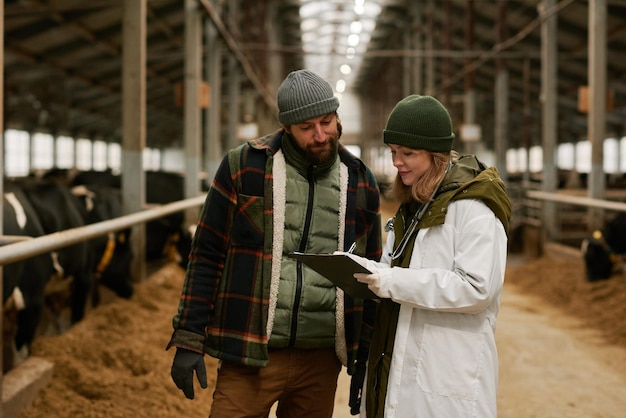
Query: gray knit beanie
xmin=383 ymin=95 xmax=455 ymax=152
xmin=277 ymin=69 xmax=339 ymax=125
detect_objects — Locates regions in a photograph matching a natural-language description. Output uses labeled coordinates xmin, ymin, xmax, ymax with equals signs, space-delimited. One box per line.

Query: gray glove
xmin=171 ymin=347 xmax=208 ymax=399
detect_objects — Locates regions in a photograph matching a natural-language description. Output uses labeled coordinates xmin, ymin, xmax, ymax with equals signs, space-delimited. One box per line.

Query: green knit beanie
xmin=383 ymin=95 xmax=455 ymax=152
xmin=277 ymin=69 xmax=339 ymax=125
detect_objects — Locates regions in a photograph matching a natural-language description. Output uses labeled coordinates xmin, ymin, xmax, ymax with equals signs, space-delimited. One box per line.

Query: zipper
xmin=289 ymin=165 xmax=316 ymax=347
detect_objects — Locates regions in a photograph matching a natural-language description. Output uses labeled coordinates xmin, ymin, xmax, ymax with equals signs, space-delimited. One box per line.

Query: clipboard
xmin=288 ymin=252 xmax=377 ymax=299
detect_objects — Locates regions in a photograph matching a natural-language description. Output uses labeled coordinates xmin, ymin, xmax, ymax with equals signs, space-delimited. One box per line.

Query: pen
xmin=347 ymin=242 xmax=357 ymax=254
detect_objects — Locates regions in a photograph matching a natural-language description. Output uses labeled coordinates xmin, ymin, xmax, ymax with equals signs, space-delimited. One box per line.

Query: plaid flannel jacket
xmin=168 ymin=130 xmax=382 ymax=372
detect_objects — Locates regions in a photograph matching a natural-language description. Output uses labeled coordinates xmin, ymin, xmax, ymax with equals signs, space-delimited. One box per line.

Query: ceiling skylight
xmin=298 ymin=0 xmax=383 ymax=94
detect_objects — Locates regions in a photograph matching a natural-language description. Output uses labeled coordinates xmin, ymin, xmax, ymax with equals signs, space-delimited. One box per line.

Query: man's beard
xmin=300 ymin=135 xmax=339 ymax=166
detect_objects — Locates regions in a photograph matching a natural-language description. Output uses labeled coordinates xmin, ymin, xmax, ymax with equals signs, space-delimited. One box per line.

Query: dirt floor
xmin=497 ymin=255 xmax=626 ymax=418
xmin=11 ymin=200 xmax=626 ymax=417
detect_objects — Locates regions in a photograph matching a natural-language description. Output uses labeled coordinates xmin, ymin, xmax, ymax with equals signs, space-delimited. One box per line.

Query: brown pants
xmin=209 ymin=347 xmax=342 ymax=418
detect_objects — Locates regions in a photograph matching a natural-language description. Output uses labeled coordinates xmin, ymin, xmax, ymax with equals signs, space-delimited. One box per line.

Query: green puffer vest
xmin=268 ymin=136 xmax=342 ymax=348
xmin=269 ymin=157 xmax=339 ymax=348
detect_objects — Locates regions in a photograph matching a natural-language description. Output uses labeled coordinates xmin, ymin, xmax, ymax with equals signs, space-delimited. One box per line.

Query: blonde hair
xmin=392 ymin=150 xmax=459 ymax=204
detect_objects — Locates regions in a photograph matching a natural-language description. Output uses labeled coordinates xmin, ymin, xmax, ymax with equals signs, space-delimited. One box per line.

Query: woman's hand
xmin=333 ymin=251 xmax=379 ymax=272
xmin=354 ymin=272 xmax=390 ymax=298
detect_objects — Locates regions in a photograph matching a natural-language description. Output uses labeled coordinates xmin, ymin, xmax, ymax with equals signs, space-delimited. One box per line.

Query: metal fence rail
xmin=0 ymin=194 xmax=207 ymax=266
xmin=522 ymin=189 xmax=626 ymax=247
xmin=526 ymin=190 xmax=626 ymax=213
xmin=506 ymin=180 xmax=626 ymax=249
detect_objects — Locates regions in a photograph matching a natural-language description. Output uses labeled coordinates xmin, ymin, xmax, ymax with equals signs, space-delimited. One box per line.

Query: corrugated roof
xmin=4 ymin=0 xmax=626 ymax=151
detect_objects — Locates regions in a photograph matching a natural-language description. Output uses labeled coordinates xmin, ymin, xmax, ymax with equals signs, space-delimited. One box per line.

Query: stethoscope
xmin=389 ymin=161 xmax=452 ymax=261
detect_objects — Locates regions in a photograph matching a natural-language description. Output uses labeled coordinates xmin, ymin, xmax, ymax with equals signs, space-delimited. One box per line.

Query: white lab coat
xmin=362 ymin=198 xmax=507 ymax=418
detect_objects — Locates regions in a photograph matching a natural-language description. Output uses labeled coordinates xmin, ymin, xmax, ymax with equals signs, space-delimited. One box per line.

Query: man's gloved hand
xmin=354 ymin=271 xmax=390 ymax=298
xmin=349 ymin=362 xmax=367 ymax=415
xmin=171 ymin=347 xmax=208 ymax=399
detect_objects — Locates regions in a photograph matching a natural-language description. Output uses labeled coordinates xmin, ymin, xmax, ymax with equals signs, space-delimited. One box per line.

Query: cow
xmin=70 ymin=183 xmax=134 ymax=303
xmin=18 ymin=177 xmax=97 ymax=326
xmin=145 ymin=171 xmax=193 ymax=268
xmin=581 ymin=212 xmax=626 ymax=281
xmin=72 ymin=168 xmax=121 ymax=188
xmin=2 ymin=181 xmax=55 ymax=372
xmin=18 ymin=177 xmax=134 ymax=323
xmin=71 ymin=170 xmax=194 ymax=268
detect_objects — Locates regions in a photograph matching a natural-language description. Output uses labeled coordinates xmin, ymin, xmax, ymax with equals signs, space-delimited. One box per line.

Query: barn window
xmin=143 ymin=148 xmax=161 ymax=171
xmin=604 ymin=138 xmax=619 ymax=174
xmin=621 ymin=137 xmax=626 ymax=173
xmin=32 ymin=133 xmax=54 ymax=171
xmin=56 ymin=136 xmax=75 ymax=169
xmin=76 ymin=138 xmax=93 ymax=171
xmin=108 ymin=143 xmax=121 ymax=173
xmin=528 ymin=146 xmax=542 ymax=173
xmin=93 ymin=140 xmax=108 ymax=171
xmin=575 ymin=141 xmax=591 ymax=174
xmin=557 ymin=143 xmax=575 ymax=170
xmin=161 ymin=148 xmax=184 ymax=172
xmin=506 ymin=148 xmax=520 ymax=173
xmin=5 ymin=129 xmax=30 ymax=177
xmin=517 ymin=148 xmax=528 ymax=174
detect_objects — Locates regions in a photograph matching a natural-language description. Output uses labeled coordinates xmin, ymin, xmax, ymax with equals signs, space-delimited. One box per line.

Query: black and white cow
xmin=70 ymin=183 xmax=134 ymax=303
xmin=18 ymin=177 xmax=134 ymax=323
xmin=581 ymin=212 xmax=626 ymax=281
xmin=2 ymin=181 xmax=55 ymax=372
xmin=72 ymin=170 xmax=194 ymax=268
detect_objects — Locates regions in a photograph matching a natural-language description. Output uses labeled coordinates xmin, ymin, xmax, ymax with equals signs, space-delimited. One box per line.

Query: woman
xmin=349 ymin=95 xmax=511 ymax=417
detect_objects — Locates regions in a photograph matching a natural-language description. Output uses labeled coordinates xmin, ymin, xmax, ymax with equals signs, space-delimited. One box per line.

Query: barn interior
xmin=2 ymin=1 xmax=626 ymax=416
